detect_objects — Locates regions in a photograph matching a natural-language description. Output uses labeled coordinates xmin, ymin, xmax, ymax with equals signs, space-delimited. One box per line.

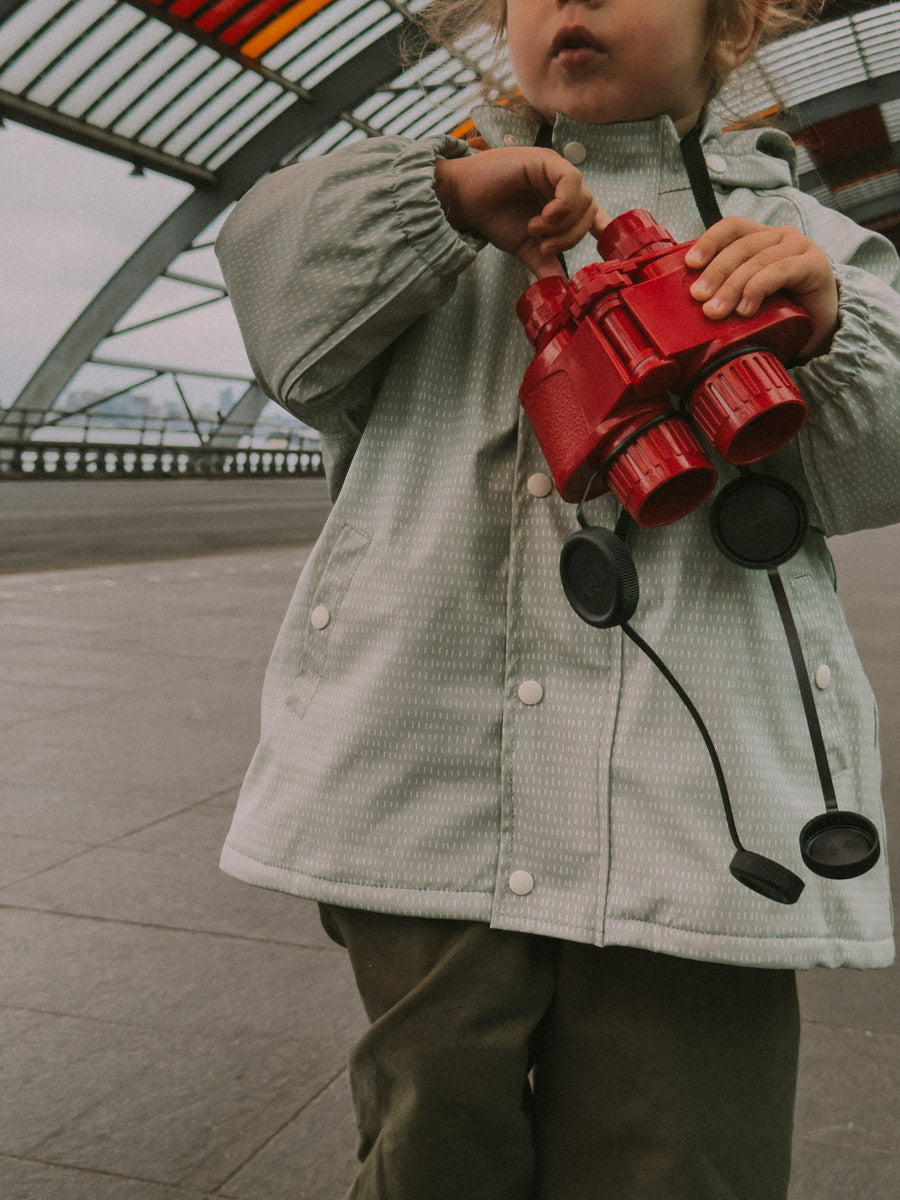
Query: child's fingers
xmin=683 ymin=216 xmax=768 ymax=269
xmin=684 ymin=218 xmax=838 ymax=357
xmin=687 ymin=228 xmax=787 ymax=304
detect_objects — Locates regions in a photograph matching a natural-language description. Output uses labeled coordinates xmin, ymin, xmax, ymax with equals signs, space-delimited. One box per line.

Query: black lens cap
xmin=729 ymin=849 xmax=805 ymax=904
xmin=800 ymin=811 xmax=881 ymax=879
xmin=560 ymin=527 xmax=639 ymax=628
xmin=710 ymin=474 xmax=808 ymax=569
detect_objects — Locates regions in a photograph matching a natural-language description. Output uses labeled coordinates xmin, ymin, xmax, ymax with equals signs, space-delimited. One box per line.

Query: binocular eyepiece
xmin=517 ymin=209 xmax=813 ymax=525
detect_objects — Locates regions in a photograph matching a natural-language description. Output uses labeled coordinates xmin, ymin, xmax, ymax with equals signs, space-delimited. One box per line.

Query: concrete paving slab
xmin=0 ymin=832 xmax=93 ymax=888
xmin=0 ymin=798 xmax=335 ymax=944
xmin=0 ymin=530 xmax=895 ymax=1199
xmin=794 ymin=1024 xmax=900 ymax=1154
xmin=6 ymin=1013 xmax=349 ymax=1191
xmin=790 ymin=1141 xmax=898 ymax=1200
xmin=0 ymin=667 xmax=260 ymax=802
xmin=0 ymin=908 xmax=361 ymax=1036
xmin=0 ymin=1156 xmax=209 ymax=1200
xmin=0 ymin=776 xmax=245 ymax=843
xmin=218 ymin=1071 xmax=359 ymax=1200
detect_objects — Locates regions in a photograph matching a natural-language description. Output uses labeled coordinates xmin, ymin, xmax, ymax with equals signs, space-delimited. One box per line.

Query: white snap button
xmin=518 ymin=680 xmax=544 ymax=705
xmin=705 ymin=153 xmax=727 ymax=174
xmin=508 ymin=870 xmax=534 ymax=896
xmin=503 ymin=133 xmax=521 ymax=147
xmin=527 ymin=472 xmax=553 ymax=497
xmin=310 ymin=605 xmax=331 ymax=630
xmin=562 ymin=141 xmax=587 ymax=165
xmin=814 ymin=664 xmax=832 ymax=689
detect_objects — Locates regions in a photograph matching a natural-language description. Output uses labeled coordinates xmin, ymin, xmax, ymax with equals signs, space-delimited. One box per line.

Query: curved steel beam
xmin=2 ymin=23 xmax=407 ymax=439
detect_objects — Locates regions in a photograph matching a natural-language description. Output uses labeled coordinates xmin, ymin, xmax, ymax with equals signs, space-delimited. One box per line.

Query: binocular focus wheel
xmin=560 ymin=527 xmax=639 ymax=629
xmin=729 ymin=849 xmax=805 ymax=905
xmin=800 ymin=811 xmax=881 ymax=879
xmin=710 ymin=474 xmax=808 ymax=569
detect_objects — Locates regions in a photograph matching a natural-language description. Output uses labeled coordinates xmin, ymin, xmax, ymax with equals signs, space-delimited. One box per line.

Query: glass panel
xmin=55 ymin=18 xmax=166 ymax=118
xmin=148 ymin=57 xmax=240 ymax=148
xmin=136 ymin=46 xmax=222 ymax=144
xmin=0 ymin=0 xmax=72 ymax=67
xmin=184 ymin=78 xmax=280 ymax=162
xmin=112 ymin=34 xmax=204 ymax=138
xmin=0 ymin=0 xmax=112 ymax=92
xmin=301 ymin=10 xmax=401 ymax=88
xmin=288 ymin=1 xmax=390 ymax=84
xmin=204 ymin=89 xmax=295 ymax=169
xmin=162 ymin=67 xmax=257 ymax=155
xmin=881 ymin=98 xmax=900 ymax=143
xmin=25 ymin=5 xmax=143 ymax=107
xmin=834 ymin=168 xmax=900 ymax=210
xmin=260 ymin=0 xmax=362 ymax=73
xmin=856 ymin=3 xmax=900 ymax=76
xmin=87 ymin=27 xmax=181 ymax=127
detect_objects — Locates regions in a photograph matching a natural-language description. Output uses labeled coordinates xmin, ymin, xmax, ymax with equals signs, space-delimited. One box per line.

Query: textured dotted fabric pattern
xmin=216 ymin=110 xmax=899 ymax=969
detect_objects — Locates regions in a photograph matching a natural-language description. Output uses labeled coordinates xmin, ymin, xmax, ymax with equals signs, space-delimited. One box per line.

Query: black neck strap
xmin=679 ymin=122 xmax=839 ymax=814
xmin=679 ymin=122 xmax=725 ymax=227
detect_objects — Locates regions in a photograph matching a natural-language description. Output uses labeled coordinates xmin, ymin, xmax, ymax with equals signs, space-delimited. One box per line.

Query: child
xmin=216 ymin=1 xmax=899 ymax=1196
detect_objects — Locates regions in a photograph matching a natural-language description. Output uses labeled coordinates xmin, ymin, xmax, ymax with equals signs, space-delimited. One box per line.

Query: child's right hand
xmin=434 ymin=148 xmax=608 ymax=279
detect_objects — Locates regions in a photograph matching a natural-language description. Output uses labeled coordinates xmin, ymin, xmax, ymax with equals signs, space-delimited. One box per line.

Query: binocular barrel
xmin=517 ymin=210 xmax=812 ymax=526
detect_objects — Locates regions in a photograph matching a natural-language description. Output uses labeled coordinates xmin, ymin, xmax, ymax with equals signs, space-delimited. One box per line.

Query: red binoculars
xmin=517 ymin=209 xmax=814 ymax=527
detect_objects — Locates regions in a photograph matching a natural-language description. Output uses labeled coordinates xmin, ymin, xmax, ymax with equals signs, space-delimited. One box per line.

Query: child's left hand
xmin=684 ymin=217 xmax=838 ymax=361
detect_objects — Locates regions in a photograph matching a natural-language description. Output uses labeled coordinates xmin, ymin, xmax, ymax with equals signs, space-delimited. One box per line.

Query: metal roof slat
xmin=259 ymin=0 xmax=357 ymax=71
xmin=381 ymin=85 xmax=455 ymax=134
xmin=215 ymin=0 xmax=299 ymax=45
xmin=62 ymin=16 xmax=162 ymax=121
xmin=882 ymin=96 xmax=900 ymax=139
xmin=855 ymin=3 xmax=900 ymax=76
xmin=82 ymin=21 xmax=178 ymax=126
xmin=110 ymin=31 xmax=202 ymax=137
xmin=192 ymin=0 xmax=254 ymax=32
xmin=238 ymin=0 xmax=335 ymax=59
xmin=0 ymin=0 xmax=74 ymax=68
xmin=203 ymin=86 xmax=294 ymax=167
xmin=401 ymin=88 xmax=480 ymax=141
xmin=25 ymin=3 xmax=142 ymax=107
xmin=184 ymin=75 xmax=280 ymax=159
xmin=300 ymin=5 xmax=399 ymax=88
xmin=135 ymin=47 xmax=228 ymax=144
xmin=51 ymin=6 xmax=145 ymax=110
xmin=160 ymin=60 xmax=255 ymax=155
xmin=0 ymin=0 xmax=106 ymax=91
xmin=277 ymin=0 xmax=387 ymax=83
xmin=122 ymin=43 xmax=219 ymax=141
xmin=20 ymin=0 xmax=117 ymax=102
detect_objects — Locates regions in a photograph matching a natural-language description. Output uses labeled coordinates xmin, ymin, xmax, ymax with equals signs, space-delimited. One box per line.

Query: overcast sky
xmin=0 ymin=121 xmax=251 ymax=410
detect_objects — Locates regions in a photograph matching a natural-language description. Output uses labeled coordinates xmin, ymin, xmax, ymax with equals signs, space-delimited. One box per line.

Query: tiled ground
xmin=0 ymin=532 xmax=896 ymax=1198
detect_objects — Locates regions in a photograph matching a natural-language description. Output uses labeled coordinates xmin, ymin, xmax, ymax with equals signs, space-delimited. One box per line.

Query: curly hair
xmin=411 ymin=0 xmax=826 ymax=102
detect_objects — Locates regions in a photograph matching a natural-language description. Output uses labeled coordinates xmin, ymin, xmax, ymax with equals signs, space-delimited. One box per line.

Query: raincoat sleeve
xmin=215 ymin=135 xmax=481 ymax=422
xmin=767 ymin=192 xmax=900 ymax=536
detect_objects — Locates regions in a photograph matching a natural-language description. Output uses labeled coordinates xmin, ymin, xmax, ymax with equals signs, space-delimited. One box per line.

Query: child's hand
xmin=685 ymin=217 xmax=839 ymax=360
xmin=435 ymin=148 xmax=608 ymax=279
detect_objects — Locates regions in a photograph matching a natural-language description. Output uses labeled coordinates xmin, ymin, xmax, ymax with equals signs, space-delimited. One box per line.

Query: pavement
xmin=0 ymin=524 xmax=897 ymax=1199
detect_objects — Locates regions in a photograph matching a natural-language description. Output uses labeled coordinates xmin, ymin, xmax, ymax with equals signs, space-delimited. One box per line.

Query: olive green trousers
xmin=320 ymin=906 xmax=800 ymax=1200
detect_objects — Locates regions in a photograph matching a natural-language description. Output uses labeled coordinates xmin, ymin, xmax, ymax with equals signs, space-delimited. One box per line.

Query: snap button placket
xmin=562 ymin=141 xmax=587 ymax=165
xmin=518 ymin=680 xmax=544 ymax=705
xmin=310 ymin=605 xmax=331 ymax=630
xmin=508 ymin=870 xmax=534 ymax=896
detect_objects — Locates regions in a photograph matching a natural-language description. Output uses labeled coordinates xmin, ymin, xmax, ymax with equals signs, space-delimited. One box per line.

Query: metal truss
xmin=0 ymin=21 xmax=412 ymax=447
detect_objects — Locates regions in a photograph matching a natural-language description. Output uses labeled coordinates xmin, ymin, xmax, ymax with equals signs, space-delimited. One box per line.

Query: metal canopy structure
xmin=1 ymin=0 xmax=898 ymax=468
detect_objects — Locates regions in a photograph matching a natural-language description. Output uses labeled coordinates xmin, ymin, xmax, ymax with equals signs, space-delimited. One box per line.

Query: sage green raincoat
xmin=217 ymin=107 xmax=898 ymax=969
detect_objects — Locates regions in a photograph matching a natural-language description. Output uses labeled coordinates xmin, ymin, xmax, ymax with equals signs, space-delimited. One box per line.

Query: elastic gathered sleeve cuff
xmin=215 ymin=134 xmax=481 ymax=420
xmin=763 ymin=198 xmax=900 ymax=536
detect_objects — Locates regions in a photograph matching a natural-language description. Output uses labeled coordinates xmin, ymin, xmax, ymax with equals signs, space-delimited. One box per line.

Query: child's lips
xmin=550 ymin=26 xmax=604 ymax=69
xmin=554 ymin=45 xmax=600 ymax=69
